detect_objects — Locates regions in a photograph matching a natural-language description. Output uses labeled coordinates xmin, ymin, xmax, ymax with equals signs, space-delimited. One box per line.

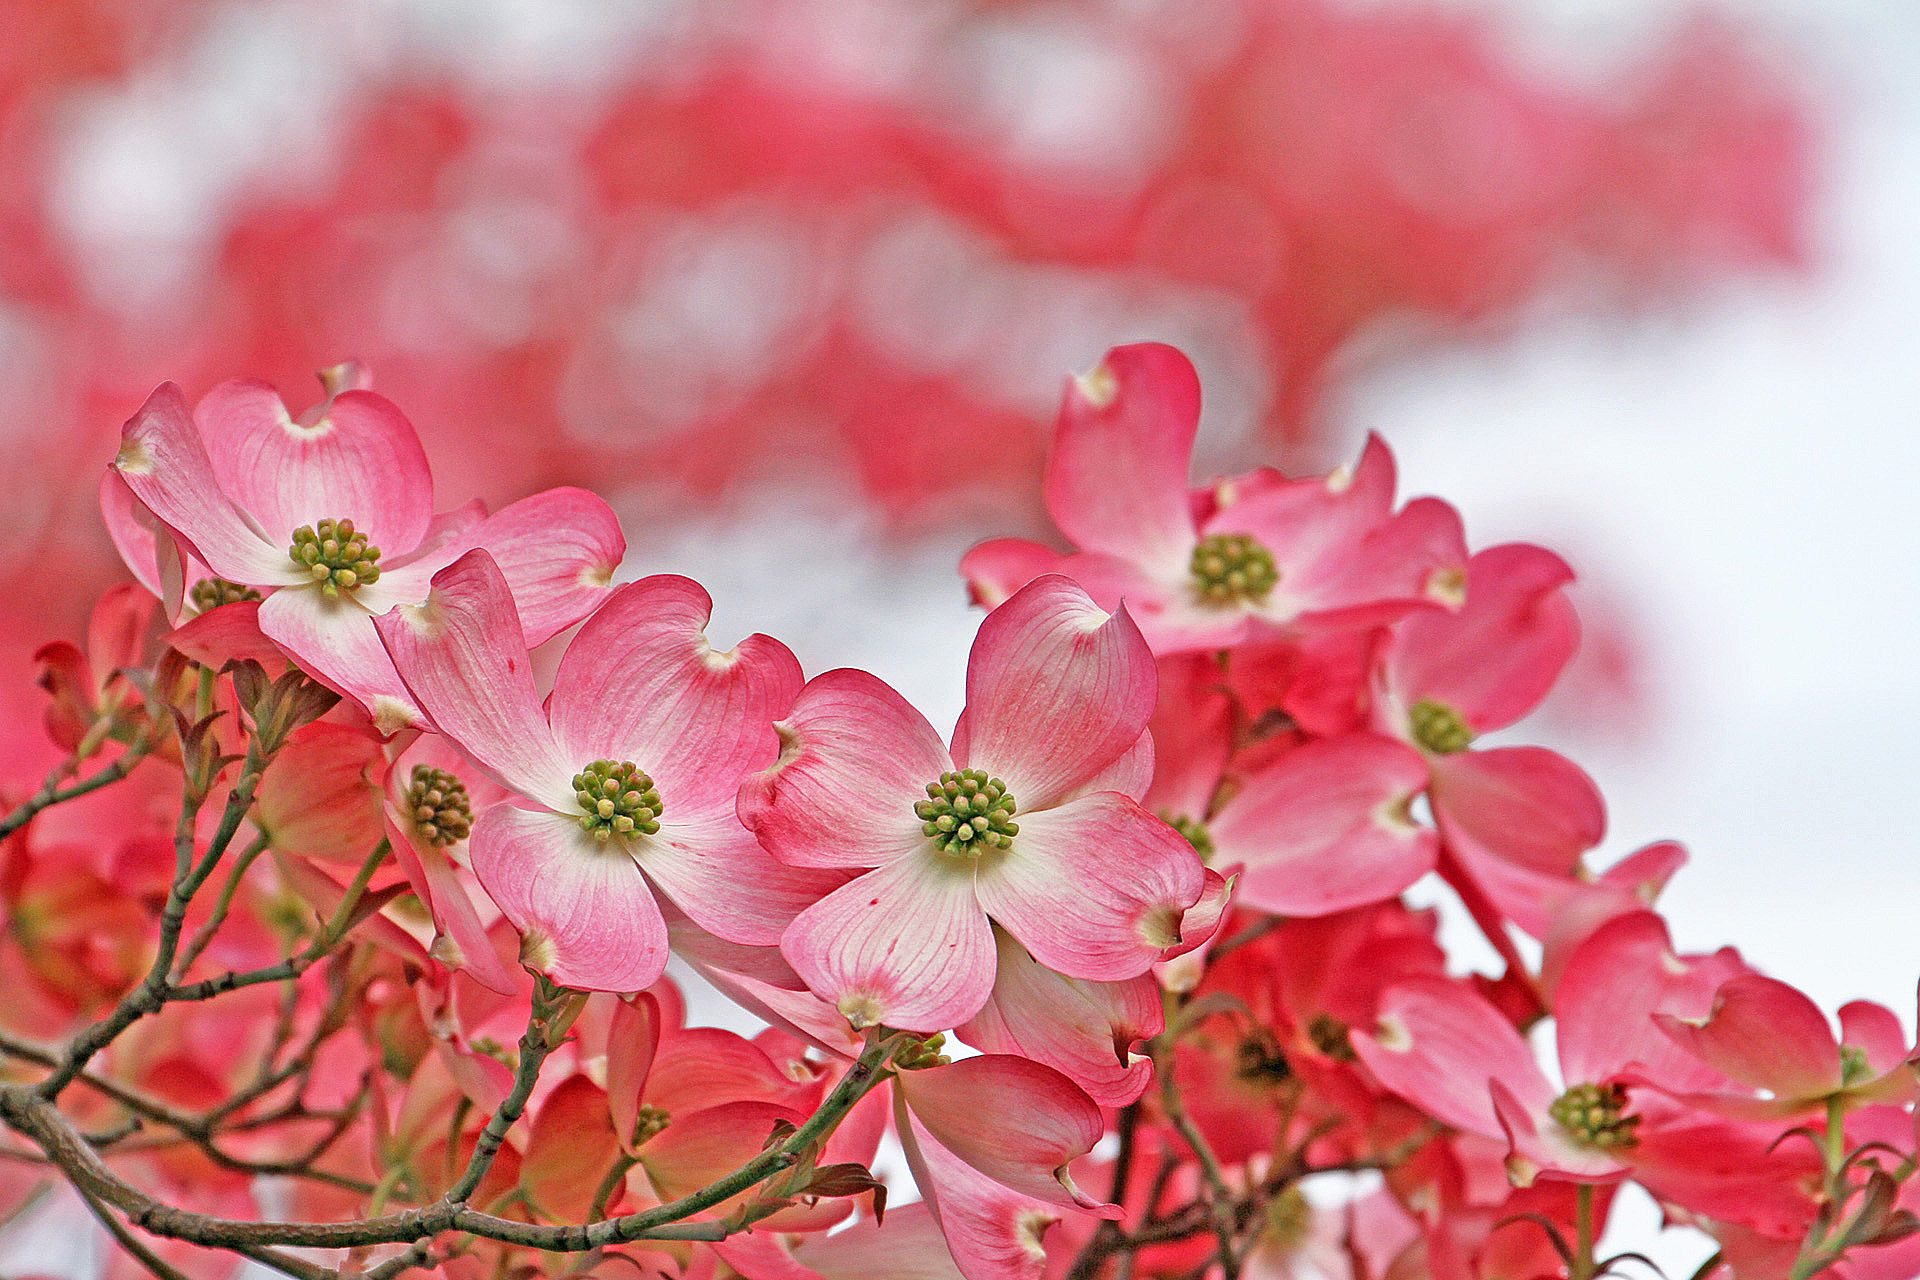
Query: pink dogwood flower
xmin=108 ymin=370 xmax=624 ymax=733
xmin=377 ymin=549 xmax=839 ymax=993
xmin=740 ymin=574 xmax=1208 ymax=1033
xmin=961 ymin=342 xmax=1467 ymax=654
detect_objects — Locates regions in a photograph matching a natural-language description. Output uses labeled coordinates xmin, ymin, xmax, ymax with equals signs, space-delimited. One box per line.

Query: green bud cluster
xmin=631 ymin=1105 xmax=671 ymax=1146
xmin=892 ymin=1032 xmax=952 ymax=1071
xmin=1191 ymin=532 xmax=1279 ymax=606
xmin=289 ymin=517 xmax=382 ymax=598
xmin=1549 ymin=1082 xmax=1641 ymax=1152
xmin=407 ymin=764 xmax=473 ymax=847
xmin=573 ymin=760 xmax=663 ymax=841
xmin=1160 ymin=810 xmax=1215 ymax=862
xmin=189 ymin=576 xmax=263 ymax=612
xmin=916 ymin=769 xmax=1018 ymax=855
xmin=1408 ymin=698 xmax=1474 ymax=755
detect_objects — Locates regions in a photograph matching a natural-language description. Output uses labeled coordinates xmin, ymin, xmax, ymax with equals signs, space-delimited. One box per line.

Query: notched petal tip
xmin=1072 ymin=361 xmax=1120 ymax=409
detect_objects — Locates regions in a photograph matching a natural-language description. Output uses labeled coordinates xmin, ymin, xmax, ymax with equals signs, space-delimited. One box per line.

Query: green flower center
xmin=1840 ymin=1042 xmax=1873 ymax=1087
xmin=630 ymin=1105 xmax=671 ymax=1147
xmin=1408 ymin=698 xmax=1474 ymax=755
xmin=407 ymin=765 xmax=473 ymax=847
xmin=289 ymin=518 xmax=382 ymax=599
xmin=1191 ymin=533 xmax=1279 ymax=606
xmin=1549 ymin=1082 xmax=1640 ymax=1151
xmin=1307 ymin=1014 xmax=1356 ymax=1062
xmin=916 ymin=769 xmax=1018 ymax=856
xmin=1160 ymin=810 xmax=1215 ymax=862
xmin=573 ymin=760 xmax=663 ymax=841
xmin=189 ymin=577 xmax=263 ymax=612
xmin=892 ymin=1032 xmax=953 ymax=1071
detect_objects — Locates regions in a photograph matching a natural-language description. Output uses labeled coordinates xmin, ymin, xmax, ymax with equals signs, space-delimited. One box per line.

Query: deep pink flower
xmin=377 ymin=549 xmax=838 ymax=993
xmin=962 ymin=343 xmax=1466 ymax=655
xmin=740 ymin=574 xmax=1207 ymax=1033
xmin=108 ymin=372 xmax=624 ymax=733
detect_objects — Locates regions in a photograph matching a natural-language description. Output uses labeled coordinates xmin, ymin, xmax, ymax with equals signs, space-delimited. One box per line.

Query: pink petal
xmin=780 ymin=846 xmax=994 ymax=1033
xmin=469 ymin=803 xmax=669 ymax=994
xmin=897 ymin=1099 xmax=1064 ymax=1280
xmin=606 ymin=993 xmax=661 ymax=1155
xmin=740 ymin=668 xmax=951 ymax=871
xmin=375 ymin=550 xmax=575 ymax=806
xmin=954 ymin=575 xmax=1157 ymax=810
xmin=1044 ymin=342 xmax=1201 ymax=578
xmin=253 ymin=722 xmax=385 ymax=863
xmin=957 ymin=928 xmax=1160 ymax=1108
xmin=111 ymin=383 xmax=301 ymax=587
xmin=549 ymin=575 xmax=803 ymax=813
xmin=637 ymin=812 xmax=845 ymax=947
xmin=642 ymin=1099 xmax=808 ymax=1204
xmin=974 ymin=791 xmax=1204 ymax=983
xmin=195 ymin=379 xmax=434 ymax=555
xmin=898 ymin=1056 xmax=1115 ymax=1217
xmin=1655 ymin=974 xmax=1842 ymax=1102
xmin=1429 ymin=747 xmax=1605 ymax=879
xmin=1350 ymin=976 xmax=1552 ymax=1138
xmin=1838 ymin=1001 xmax=1910 ymax=1078
xmin=1492 ymin=1077 xmax=1626 ymax=1186
xmin=166 ymin=600 xmax=289 ymax=670
xmin=260 ymin=587 xmax=425 ymax=735
xmin=1556 ymin=911 xmax=1750 ymax=1095
xmin=99 ymin=471 xmax=166 ymax=600
xmin=1215 ymin=734 xmax=1436 ymax=916
xmin=459 ymin=486 xmax=625 ymax=644
xmin=961 ymin=539 xmax=1065 ymax=610
xmin=1140 ymin=653 xmax=1233 ymax=822
xmin=1387 ymin=543 xmax=1579 ymax=733
xmin=388 ymin=819 xmax=520 ymax=995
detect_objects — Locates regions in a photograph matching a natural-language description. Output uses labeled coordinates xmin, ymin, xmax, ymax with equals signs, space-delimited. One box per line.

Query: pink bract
xmin=377 ymin=549 xmax=838 ymax=993
xmin=108 ymin=373 xmax=624 ymax=734
xmin=741 ymin=574 xmax=1208 ymax=1033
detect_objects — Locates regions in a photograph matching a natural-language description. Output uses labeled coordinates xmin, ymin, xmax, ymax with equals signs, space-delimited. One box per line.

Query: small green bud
xmin=406 ymin=764 xmax=473 ymax=846
xmin=1190 ymin=533 xmax=1279 ymax=606
xmin=1408 ymin=698 xmax=1474 ymax=755
xmin=1549 ymin=1081 xmax=1640 ymax=1152
xmin=288 ymin=517 xmax=382 ymax=600
xmin=572 ymin=759 xmax=663 ymax=840
xmin=917 ymin=769 xmax=1017 ymax=857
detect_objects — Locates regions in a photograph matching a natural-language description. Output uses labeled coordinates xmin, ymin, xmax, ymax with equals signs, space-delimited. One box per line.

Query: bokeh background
xmin=0 ymin=0 xmax=1915 ymax=1271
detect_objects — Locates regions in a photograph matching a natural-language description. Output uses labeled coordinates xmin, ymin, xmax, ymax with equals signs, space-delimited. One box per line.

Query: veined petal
xmin=741 ymin=668 xmax=951 ymax=870
xmin=195 ymin=380 xmax=434 ymax=554
xmin=1214 ymin=734 xmax=1436 ymax=916
xmin=99 ymin=471 xmax=166 ymax=600
xmin=388 ymin=819 xmax=519 ymax=995
xmin=974 ymin=792 xmax=1204 ymax=983
xmin=469 ymin=804 xmax=668 ymax=994
xmin=111 ymin=383 xmax=300 ymax=587
xmin=637 ymin=812 xmax=846 ymax=947
xmin=780 ymin=846 xmax=994 ymax=1033
xmin=1045 ymin=342 xmax=1201 ymax=577
xmin=549 ymin=576 xmax=803 ymax=812
xmin=957 ymin=929 xmax=1161 ymax=1108
xmin=898 ymin=1100 xmax=1064 ymax=1280
xmin=1351 ymin=976 xmax=1553 ymax=1138
xmin=374 ymin=550 xmax=575 ymax=806
xmin=954 ymin=576 xmax=1157 ymax=810
xmin=260 ymin=587 xmax=424 ymax=735
xmin=463 ymin=486 xmax=625 ymax=644
xmin=898 ymin=1056 xmax=1115 ymax=1217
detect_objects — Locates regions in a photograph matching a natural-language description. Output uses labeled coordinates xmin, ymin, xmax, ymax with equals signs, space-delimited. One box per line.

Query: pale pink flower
xmin=962 ymin=343 xmax=1466 ymax=654
xmin=740 ymin=574 xmax=1208 ymax=1033
xmin=107 ymin=371 xmax=624 ymax=733
xmin=377 ymin=549 xmax=838 ymax=993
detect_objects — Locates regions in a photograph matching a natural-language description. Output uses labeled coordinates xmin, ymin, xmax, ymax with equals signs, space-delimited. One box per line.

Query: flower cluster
xmin=0 ymin=347 xmax=1912 ymax=1280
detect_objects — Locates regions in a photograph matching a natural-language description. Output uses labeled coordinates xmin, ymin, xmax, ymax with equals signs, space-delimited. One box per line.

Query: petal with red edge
xmin=195 ymin=380 xmax=434 ymax=555
xmin=954 ymin=576 xmax=1157 ymax=810
xmin=549 ymin=575 xmax=803 ymax=813
xmin=1216 ymin=734 xmax=1436 ymax=916
xmin=469 ymin=804 xmax=669 ymax=994
xmin=740 ymin=668 xmax=951 ymax=870
xmin=961 ymin=538 xmax=1064 ymax=610
xmin=111 ymin=383 xmax=300 ymax=587
xmin=898 ymin=1056 xmax=1115 ymax=1217
xmin=974 ymin=792 xmax=1203 ymax=983
xmin=1655 ymin=974 xmax=1841 ymax=1102
xmin=1044 ymin=343 xmax=1201 ymax=577
xmin=375 ymin=550 xmax=575 ymax=806
xmin=781 ymin=846 xmax=993 ymax=1033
